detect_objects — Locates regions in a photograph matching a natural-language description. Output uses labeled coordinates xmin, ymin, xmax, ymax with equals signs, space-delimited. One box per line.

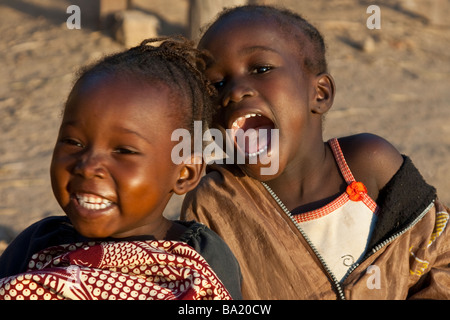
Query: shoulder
xmin=23 ymin=215 xmax=73 ymax=235
xmin=181 ymin=164 xmax=245 ymax=219
xmin=0 ymin=216 xmax=81 ymax=277
xmin=4 ymin=216 xmax=73 ymax=249
xmin=338 ymin=133 xmax=404 ymax=199
xmin=204 ymin=164 xmax=246 ymax=186
xmin=183 ymin=165 xmax=229 ymax=199
xmin=175 ymin=220 xmax=242 ymax=299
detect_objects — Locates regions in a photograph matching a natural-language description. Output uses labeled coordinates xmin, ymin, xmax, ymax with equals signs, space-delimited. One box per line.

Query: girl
xmin=0 ymin=37 xmax=241 ymax=300
xmin=182 ymin=5 xmax=450 ymax=299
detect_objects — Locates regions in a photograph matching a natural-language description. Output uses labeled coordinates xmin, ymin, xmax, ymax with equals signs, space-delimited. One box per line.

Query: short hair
xmin=201 ymin=5 xmax=328 ymax=75
xmin=68 ymin=37 xmax=217 ymax=134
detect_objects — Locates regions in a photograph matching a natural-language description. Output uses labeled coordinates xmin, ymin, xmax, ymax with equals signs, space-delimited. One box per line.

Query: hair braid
xmin=70 ymin=36 xmax=217 ymax=136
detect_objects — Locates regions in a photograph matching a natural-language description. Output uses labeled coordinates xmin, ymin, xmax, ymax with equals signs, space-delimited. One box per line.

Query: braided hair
xmin=200 ymin=5 xmax=328 ymax=76
xmin=68 ymin=36 xmax=216 ymax=135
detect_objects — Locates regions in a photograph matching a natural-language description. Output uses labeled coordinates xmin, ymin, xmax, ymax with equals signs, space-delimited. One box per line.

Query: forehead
xmin=64 ymin=74 xmax=180 ymax=131
xmin=200 ymin=11 xmax=310 ymax=62
xmin=202 ymin=13 xmax=278 ymax=45
xmin=69 ymin=74 xmax=169 ymax=111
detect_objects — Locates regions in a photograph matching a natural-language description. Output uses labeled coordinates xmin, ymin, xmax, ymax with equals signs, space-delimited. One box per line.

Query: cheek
xmin=117 ymin=174 xmax=168 ymax=219
xmin=115 ymin=164 xmax=165 ymax=202
xmin=121 ymin=174 xmax=153 ymax=197
xmin=50 ymin=152 xmax=71 ymax=189
xmin=50 ymin=161 xmax=72 ymax=207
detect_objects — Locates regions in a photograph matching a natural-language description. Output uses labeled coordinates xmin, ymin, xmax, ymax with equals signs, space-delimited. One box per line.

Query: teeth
xmin=231 ymin=113 xmax=270 ymax=158
xmin=232 ymin=113 xmax=261 ymax=128
xmin=246 ymin=145 xmax=268 ymax=158
xmin=76 ymin=194 xmax=113 ymax=210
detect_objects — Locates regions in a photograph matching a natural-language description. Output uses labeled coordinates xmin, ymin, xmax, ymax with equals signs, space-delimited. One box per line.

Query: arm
xmin=0 ymin=216 xmax=82 ymax=278
xmin=407 ymin=200 xmax=450 ymax=299
xmin=180 ymin=221 xmax=243 ymax=300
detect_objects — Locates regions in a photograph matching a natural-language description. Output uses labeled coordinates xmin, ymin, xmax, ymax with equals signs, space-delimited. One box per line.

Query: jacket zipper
xmin=261 ymin=182 xmax=345 ymax=299
xmin=261 ymin=182 xmax=435 ymax=300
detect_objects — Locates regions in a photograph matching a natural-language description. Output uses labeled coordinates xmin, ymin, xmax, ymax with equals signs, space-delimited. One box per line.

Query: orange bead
xmin=346 ymin=181 xmax=367 ymax=201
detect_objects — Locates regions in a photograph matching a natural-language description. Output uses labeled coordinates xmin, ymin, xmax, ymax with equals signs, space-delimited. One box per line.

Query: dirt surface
xmin=1 ymin=0 xmax=449 ymax=254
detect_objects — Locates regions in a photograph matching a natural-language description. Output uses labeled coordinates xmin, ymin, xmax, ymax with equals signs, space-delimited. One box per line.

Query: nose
xmin=73 ymin=149 xmax=107 ymax=179
xmin=222 ymin=79 xmax=256 ymax=107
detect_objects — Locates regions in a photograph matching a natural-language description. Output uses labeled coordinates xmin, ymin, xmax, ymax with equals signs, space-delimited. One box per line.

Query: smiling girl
xmin=0 ymin=37 xmax=241 ymax=300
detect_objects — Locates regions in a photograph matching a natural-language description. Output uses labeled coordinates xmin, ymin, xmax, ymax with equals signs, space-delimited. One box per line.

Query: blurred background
xmin=1 ymin=0 xmax=449 ymax=253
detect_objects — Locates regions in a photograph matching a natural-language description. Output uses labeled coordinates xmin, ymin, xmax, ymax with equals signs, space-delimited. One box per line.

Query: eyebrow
xmin=238 ymin=45 xmax=280 ymax=55
xmin=206 ymin=45 xmax=281 ymax=68
xmin=61 ymin=120 xmax=152 ymax=145
xmin=114 ymin=126 xmax=152 ymax=145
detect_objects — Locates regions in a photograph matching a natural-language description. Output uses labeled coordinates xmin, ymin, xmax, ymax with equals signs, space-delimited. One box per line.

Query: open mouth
xmin=230 ymin=113 xmax=275 ymax=158
xmin=75 ymin=193 xmax=113 ymax=211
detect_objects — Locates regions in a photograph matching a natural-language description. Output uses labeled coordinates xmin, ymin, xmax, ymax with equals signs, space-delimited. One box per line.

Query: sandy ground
xmin=1 ymin=0 xmax=449 ymax=254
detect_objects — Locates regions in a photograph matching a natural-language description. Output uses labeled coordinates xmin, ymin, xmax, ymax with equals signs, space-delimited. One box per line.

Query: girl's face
xmin=200 ymin=14 xmax=328 ymax=181
xmin=50 ymin=75 xmax=183 ymax=239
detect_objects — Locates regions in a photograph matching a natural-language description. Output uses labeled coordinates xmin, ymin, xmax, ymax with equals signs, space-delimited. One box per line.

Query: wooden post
xmin=98 ymin=0 xmax=131 ymax=29
xmin=188 ymin=0 xmax=248 ymax=41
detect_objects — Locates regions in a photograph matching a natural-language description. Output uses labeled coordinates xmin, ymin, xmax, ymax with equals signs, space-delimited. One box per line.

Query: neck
xmin=265 ymin=141 xmax=343 ymax=211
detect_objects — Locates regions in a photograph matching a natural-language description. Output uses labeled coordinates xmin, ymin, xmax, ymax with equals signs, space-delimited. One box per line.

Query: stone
xmin=113 ymin=10 xmax=160 ymax=48
xmin=363 ymin=36 xmax=376 ymax=53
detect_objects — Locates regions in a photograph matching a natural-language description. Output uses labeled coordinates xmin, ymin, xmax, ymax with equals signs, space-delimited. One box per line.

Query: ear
xmin=173 ymin=154 xmax=205 ymax=195
xmin=311 ymin=73 xmax=335 ymax=114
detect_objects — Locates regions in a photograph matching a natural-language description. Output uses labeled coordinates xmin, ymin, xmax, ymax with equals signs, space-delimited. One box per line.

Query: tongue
xmin=241 ymin=125 xmax=271 ymax=155
xmin=232 ymin=116 xmax=274 ymax=155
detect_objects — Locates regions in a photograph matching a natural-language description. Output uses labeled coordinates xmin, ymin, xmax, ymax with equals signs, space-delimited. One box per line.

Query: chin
xmin=240 ymin=163 xmax=281 ymax=182
xmin=69 ymin=219 xmax=113 ymax=239
xmin=236 ymin=147 xmax=281 ymax=181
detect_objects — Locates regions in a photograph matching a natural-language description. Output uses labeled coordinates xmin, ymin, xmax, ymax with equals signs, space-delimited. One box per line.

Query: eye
xmin=251 ymin=65 xmax=273 ymax=74
xmin=113 ymin=147 xmax=139 ymax=155
xmin=212 ymin=79 xmax=226 ymax=90
xmin=61 ymin=138 xmax=84 ymax=149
